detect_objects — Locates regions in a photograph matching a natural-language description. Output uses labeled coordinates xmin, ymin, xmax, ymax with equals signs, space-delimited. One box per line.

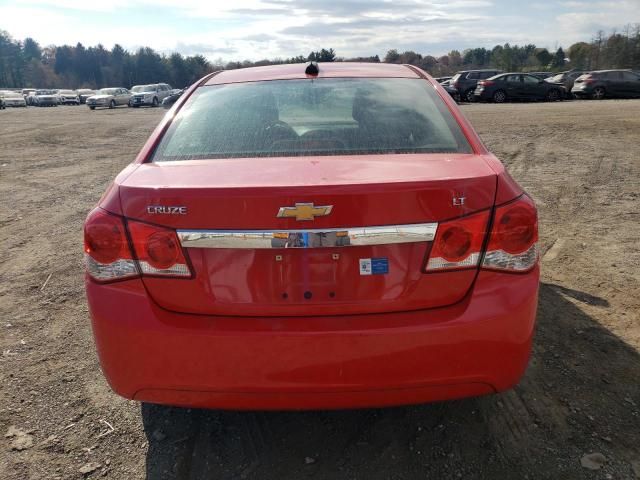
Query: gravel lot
xmin=1 ymin=100 xmax=639 ymax=479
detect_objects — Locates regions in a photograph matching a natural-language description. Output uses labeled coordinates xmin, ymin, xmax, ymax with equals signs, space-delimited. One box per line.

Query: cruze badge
xmin=277 ymin=203 xmax=333 ymax=221
xmin=147 ymin=205 xmax=188 ymax=215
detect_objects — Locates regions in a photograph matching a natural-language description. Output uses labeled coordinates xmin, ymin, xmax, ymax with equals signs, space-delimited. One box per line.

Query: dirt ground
xmin=1 ymin=100 xmax=639 ymax=480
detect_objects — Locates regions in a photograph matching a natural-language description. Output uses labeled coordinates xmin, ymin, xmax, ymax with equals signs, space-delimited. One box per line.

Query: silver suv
xmin=130 ymin=83 xmax=172 ymax=107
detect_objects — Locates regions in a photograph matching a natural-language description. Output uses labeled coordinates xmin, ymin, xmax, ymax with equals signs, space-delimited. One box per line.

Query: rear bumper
xmin=131 ymin=98 xmax=153 ymax=106
xmin=571 ymin=87 xmax=591 ymax=96
xmin=473 ymin=90 xmax=492 ymax=101
xmin=87 ymin=267 xmax=539 ymax=410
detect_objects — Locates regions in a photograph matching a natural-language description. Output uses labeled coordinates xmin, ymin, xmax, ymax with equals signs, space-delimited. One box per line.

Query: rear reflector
xmin=482 ymin=195 xmax=538 ymax=272
xmin=84 ymin=208 xmax=191 ymax=282
xmin=425 ymin=210 xmax=490 ymax=272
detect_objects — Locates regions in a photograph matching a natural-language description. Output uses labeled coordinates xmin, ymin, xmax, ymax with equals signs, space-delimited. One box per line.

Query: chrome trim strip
xmin=177 ymin=223 xmax=438 ymax=249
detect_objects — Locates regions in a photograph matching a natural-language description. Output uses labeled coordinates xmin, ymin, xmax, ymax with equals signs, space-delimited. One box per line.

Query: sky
xmin=0 ymin=0 xmax=638 ymax=61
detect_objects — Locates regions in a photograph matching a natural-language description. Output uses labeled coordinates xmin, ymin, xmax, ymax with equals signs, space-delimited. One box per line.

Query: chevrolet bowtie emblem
xmin=277 ymin=203 xmax=333 ymax=221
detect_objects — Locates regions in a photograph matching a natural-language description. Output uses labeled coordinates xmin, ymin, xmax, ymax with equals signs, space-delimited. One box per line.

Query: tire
xmin=109 ymin=100 xmax=116 ymax=109
xmin=89 ymin=106 xmax=95 ymax=110
xmin=546 ymin=89 xmax=560 ymax=101
xmin=463 ymin=89 xmax=475 ymax=102
xmin=592 ymin=87 xmax=605 ymax=100
xmin=493 ymin=90 xmax=507 ymax=103
xmin=152 ymin=97 xmax=159 ymax=107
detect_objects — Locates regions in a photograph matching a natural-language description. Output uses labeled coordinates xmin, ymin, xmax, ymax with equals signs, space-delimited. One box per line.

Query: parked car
xmin=86 ymin=88 xmax=132 ymax=110
xmin=451 ymin=69 xmax=503 ymax=102
xmin=161 ymin=88 xmax=184 ymax=108
xmin=572 ymin=70 xmax=640 ymax=99
xmin=474 ymin=73 xmax=565 ymax=103
xmin=33 ymin=89 xmax=59 ymax=107
xmin=130 ymin=83 xmax=172 ymax=107
xmin=441 ymin=82 xmax=460 ymax=102
xmin=434 ymin=76 xmax=452 ymax=83
xmin=25 ymin=91 xmax=39 ymax=106
xmin=56 ymin=89 xmax=80 ymax=105
xmin=21 ymin=88 xmax=36 ymax=102
xmin=545 ymin=70 xmax=585 ymax=93
xmin=84 ymin=62 xmax=540 ymax=410
xmin=0 ymin=91 xmax=27 ymax=107
xmin=77 ymin=89 xmax=96 ymax=104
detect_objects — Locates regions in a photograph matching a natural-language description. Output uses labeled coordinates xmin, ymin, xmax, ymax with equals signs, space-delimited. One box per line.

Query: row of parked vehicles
xmin=437 ymin=68 xmax=640 ymax=103
xmin=0 ymin=83 xmax=185 ymax=110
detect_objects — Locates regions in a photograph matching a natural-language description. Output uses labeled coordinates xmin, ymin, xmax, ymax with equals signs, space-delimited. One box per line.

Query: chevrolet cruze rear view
xmin=84 ymin=62 xmax=539 ymax=410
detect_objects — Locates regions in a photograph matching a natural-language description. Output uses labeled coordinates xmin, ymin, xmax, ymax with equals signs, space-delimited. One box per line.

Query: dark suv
xmin=572 ymin=70 xmax=640 ymax=99
xmin=451 ymin=69 xmax=503 ymax=102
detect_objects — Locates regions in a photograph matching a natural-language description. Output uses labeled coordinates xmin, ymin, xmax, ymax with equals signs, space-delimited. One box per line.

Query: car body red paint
xmin=85 ymin=63 xmax=539 ymax=410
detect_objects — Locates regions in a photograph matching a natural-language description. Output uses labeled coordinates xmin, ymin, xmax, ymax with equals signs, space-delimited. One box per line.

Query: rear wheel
xmin=89 ymin=106 xmax=95 ymax=110
xmin=546 ymin=89 xmax=560 ymax=101
xmin=493 ymin=90 xmax=507 ymax=103
xmin=463 ymin=88 xmax=475 ymax=102
xmin=592 ymin=87 xmax=606 ymax=100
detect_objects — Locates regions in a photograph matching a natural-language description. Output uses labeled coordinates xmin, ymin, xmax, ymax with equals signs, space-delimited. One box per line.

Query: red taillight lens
xmin=439 ymin=226 xmax=473 ymax=261
xmin=483 ymin=195 xmax=538 ymax=272
xmin=146 ymin=231 xmax=180 ymax=269
xmin=127 ymin=220 xmax=191 ymax=277
xmin=496 ymin=205 xmax=537 ymax=254
xmin=84 ymin=208 xmax=138 ymax=282
xmin=482 ymin=80 xmax=494 ymax=87
xmin=425 ymin=210 xmax=490 ymax=271
xmin=84 ymin=210 xmax=125 ymax=263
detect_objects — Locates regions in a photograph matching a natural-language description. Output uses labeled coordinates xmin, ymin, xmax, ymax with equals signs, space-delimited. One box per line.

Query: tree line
xmin=1 ymin=27 xmax=638 ymax=89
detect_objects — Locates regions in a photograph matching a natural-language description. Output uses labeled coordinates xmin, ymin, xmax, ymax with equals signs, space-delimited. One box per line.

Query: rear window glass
xmin=152 ymin=78 xmax=472 ymax=161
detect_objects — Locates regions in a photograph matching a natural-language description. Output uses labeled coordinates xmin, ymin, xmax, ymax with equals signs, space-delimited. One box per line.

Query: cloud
xmin=1 ymin=0 xmax=638 ymax=62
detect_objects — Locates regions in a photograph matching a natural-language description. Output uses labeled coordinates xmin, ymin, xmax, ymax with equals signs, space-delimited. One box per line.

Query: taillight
xmin=425 ymin=210 xmax=490 ymax=271
xmin=84 ymin=208 xmax=191 ymax=282
xmin=84 ymin=208 xmax=138 ymax=281
xmin=480 ymin=80 xmax=494 ymax=87
xmin=424 ymin=195 xmax=538 ymax=274
xmin=482 ymin=195 xmax=538 ymax=272
xmin=127 ymin=220 xmax=191 ymax=277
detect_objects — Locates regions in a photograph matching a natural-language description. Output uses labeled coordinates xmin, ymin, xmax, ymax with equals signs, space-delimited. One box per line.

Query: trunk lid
xmin=119 ymin=154 xmax=496 ymax=316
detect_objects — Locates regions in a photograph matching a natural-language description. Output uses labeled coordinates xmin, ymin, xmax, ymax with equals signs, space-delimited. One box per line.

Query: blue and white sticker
xmin=359 ymin=257 xmax=389 ymax=275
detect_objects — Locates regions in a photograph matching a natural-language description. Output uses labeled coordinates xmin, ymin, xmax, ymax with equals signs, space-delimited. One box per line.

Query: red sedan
xmin=84 ymin=62 xmax=539 ymax=410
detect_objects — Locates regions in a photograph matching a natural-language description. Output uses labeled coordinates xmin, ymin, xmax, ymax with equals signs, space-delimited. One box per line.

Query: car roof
xmin=205 ymin=62 xmax=420 ymax=85
xmin=458 ymin=69 xmax=501 ymax=73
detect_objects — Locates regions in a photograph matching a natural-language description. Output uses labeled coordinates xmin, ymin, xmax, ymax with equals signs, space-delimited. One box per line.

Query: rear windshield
xmin=152 ymin=78 xmax=472 ymax=161
xmin=132 ymin=85 xmax=155 ymax=92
